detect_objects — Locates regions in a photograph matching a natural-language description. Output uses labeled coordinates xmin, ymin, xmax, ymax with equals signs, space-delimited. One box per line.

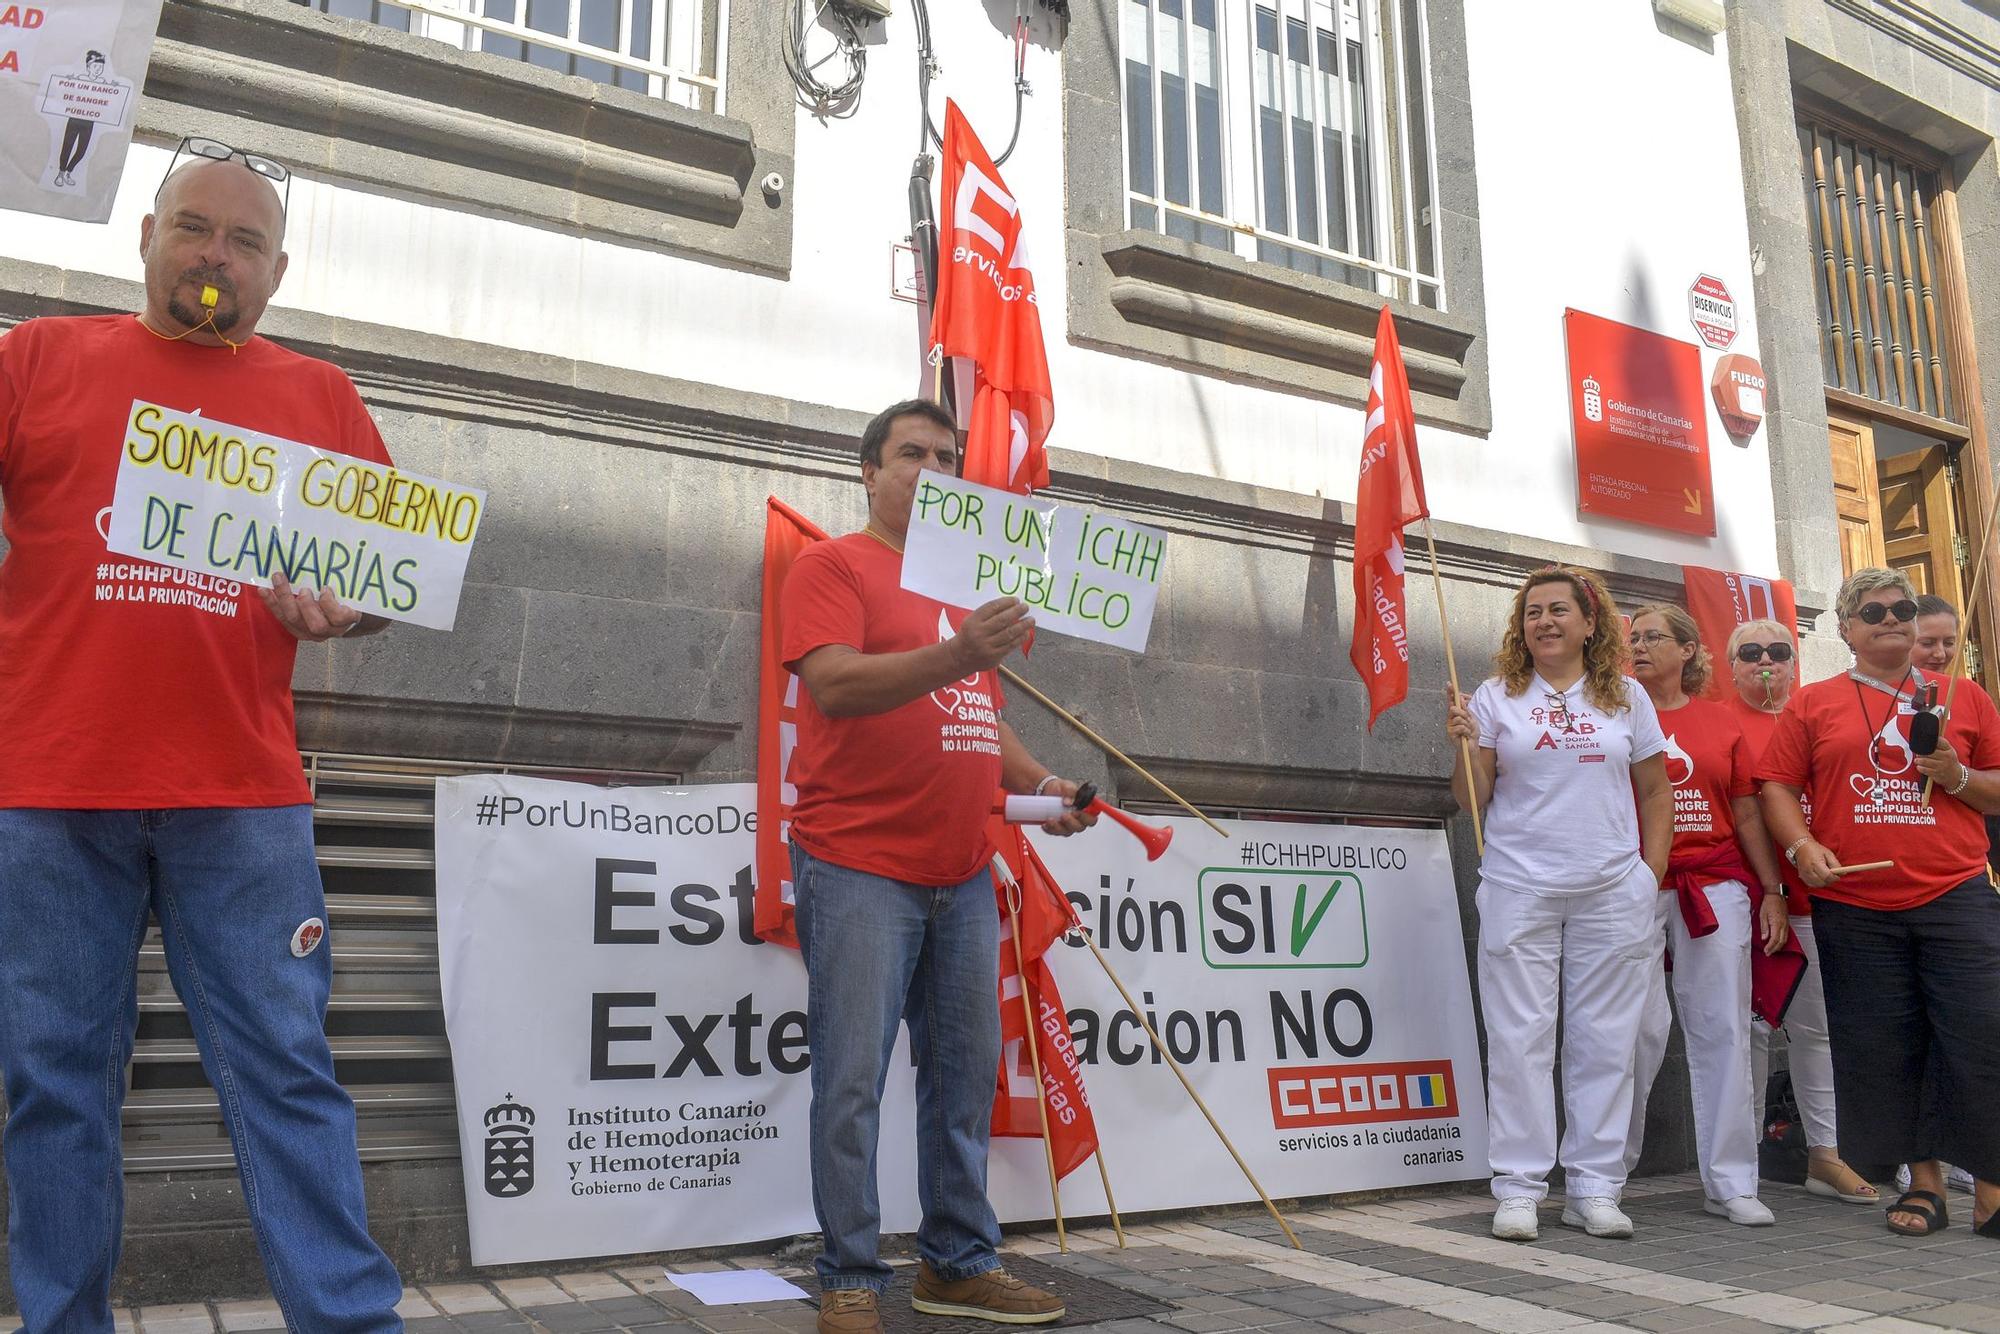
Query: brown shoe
xmin=819 ymin=1289 xmax=882 ymax=1334
xmin=911 ymin=1262 xmax=1065 ymax=1324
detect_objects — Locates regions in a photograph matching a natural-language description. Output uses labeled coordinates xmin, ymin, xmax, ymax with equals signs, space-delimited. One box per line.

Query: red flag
xmin=989 ymin=825 xmax=1099 ymax=1180
xmin=1350 ymin=307 xmax=1431 ymax=729
xmin=754 ymin=498 xmax=830 ymax=948
xmin=1681 ymin=564 xmax=1799 ymax=700
xmin=929 ymin=99 xmax=1054 ymax=495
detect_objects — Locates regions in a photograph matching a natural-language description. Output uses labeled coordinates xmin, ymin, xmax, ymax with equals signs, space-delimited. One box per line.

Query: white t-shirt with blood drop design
xmin=1469 ymin=672 xmax=1667 ymax=896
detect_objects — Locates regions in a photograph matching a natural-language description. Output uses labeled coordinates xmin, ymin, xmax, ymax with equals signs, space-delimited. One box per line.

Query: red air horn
xmin=998 ymin=781 xmax=1174 ymax=861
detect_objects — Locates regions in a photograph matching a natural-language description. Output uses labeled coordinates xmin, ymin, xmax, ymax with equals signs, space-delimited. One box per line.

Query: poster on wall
xmin=434 ymin=775 xmax=1488 ymax=1266
xmin=1 ymin=0 xmax=164 ymax=223
xmin=1564 ymin=309 xmax=1716 ymax=538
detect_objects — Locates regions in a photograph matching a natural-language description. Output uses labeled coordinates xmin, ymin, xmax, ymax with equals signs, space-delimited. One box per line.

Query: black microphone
xmin=1912 ymin=683 xmax=1942 ymax=755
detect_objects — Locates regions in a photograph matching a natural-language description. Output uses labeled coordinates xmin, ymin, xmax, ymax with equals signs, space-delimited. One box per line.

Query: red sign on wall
xmin=1565 ymin=309 xmax=1716 ymax=537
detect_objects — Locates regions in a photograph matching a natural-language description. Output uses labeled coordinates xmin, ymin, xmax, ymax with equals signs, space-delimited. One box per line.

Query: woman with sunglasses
xmin=1622 ymin=605 xmax=1787 ymax=1227
xmin=1446 ymin=565 xmax=1672 ymax=1242
xmin=1759 ymin=567 xmax=2000 ymax=1240
xmin=1724 ymin=620 xmax=1878 ymax=1208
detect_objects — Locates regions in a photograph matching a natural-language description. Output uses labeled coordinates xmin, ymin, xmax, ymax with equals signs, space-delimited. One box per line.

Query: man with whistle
xmin=781 ymin=398 xmax=1096 ymax=1334
xmin=0 ymin=146 xmax=405 ymax=1329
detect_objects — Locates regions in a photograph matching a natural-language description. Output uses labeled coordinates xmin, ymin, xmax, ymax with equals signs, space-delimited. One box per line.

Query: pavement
xmin=87 ymin=1173 xmax=2000 ymax=1334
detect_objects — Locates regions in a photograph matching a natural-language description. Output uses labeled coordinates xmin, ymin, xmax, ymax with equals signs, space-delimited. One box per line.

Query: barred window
xmin=1121 ymin=0 xmax=1441 ymax=307
xmin=300 ymin=0 xmax=724 ymax=111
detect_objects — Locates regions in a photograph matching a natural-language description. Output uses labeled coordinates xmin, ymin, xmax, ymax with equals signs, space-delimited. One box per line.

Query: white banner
xmin=1 ymin=0 xmax=163 ymax=223
xmin=436 ymin=776 xmax=1487 ymax=1267
xmin=105 ymin=399 xmax=484 ymax=630
xmin=899 ymin=471 xmax=1165 ymax=652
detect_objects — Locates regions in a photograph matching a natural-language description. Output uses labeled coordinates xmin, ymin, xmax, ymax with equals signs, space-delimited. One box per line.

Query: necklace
xmin=1851 ymin=666 xmax=1914 ymax=777
xmin=861 ymin=521 xmax=904 ymax=553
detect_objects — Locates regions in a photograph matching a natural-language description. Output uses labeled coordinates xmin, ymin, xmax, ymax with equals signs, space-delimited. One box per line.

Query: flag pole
xmin=1093 ymin=1152 xmax=1127 ymax=1248
xmin=1017 ymin=849 xmax=1300 ymax=1249
xmin=1002 ymin=877 xmax=1068 ymax=1252
xmin=1420 ymin=518 xmax=1484 ymax=857
xmin=998 ymin=665 xmax=1229 ymax=838
xmin=1923 ymin=485 xmax=2000 ymax=804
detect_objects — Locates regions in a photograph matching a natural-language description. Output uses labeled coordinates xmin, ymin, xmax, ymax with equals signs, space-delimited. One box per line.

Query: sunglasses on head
xmin=1734 ymin=642 xmax=1794 ymax=664
xmin=1854 ymin=599 xmax=1919 ymax=625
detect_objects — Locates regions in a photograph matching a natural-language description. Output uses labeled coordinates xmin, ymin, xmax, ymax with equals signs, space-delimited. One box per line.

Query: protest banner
xmin=435 ymin=775 xmax=1487 ymax=1267
xmin=1564 ymin=309 xmax=1715 ymax=537
xmin=899 ymin=471 xmax=1166 ymax=652
xmin=105 ymin=399 xmax=485 ymax=630
xmin=1 ymin=0 xmax=162 ymax=223
xmin=1682 ymin=564 xmax=1798 ymax=701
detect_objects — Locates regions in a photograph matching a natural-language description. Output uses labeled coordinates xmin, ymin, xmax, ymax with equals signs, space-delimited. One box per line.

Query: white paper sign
xmin=899 ymin=471 xmax=1166 ymax=652
xmin=435 ymin=775 xmax=1487 ymax=1266
xmin=1 ymin=0 xmax=164 ymax=222
xmin=105 ymin=398 xmax=485 ymax=630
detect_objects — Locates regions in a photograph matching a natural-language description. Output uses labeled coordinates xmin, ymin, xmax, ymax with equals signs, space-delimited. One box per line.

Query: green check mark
xmin=1289 ymin=881 xmax=1342 ymax=957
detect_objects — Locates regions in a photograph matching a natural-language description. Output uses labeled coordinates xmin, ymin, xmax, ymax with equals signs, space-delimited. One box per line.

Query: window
xmin=300 ymin=0 xmax=724 ymax=111
xmin=1121 ymin=0 xmax=1441 ymax=307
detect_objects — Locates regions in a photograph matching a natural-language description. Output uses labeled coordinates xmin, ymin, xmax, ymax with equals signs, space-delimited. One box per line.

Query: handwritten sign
xmin=900 ymin=471 xmax=1165 ymax=652
xmin=106 ymin=400 xmax=485 ymax=630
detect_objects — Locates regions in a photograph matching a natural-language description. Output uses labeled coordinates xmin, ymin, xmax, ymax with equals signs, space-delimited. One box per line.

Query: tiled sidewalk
xmin=89 ymin=1174 xmax=2000 ymax=1333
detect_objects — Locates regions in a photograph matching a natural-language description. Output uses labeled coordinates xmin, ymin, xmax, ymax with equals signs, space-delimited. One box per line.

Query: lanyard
xmin=1851 ymin=667 xmax=1913 ymax=774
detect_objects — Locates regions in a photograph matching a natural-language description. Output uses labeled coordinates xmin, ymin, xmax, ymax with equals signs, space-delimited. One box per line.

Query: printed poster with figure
xmin=1 ymin=0 xmax=164 ymax=223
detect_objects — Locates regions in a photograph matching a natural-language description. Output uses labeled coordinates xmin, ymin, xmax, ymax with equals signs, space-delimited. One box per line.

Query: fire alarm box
xmin=1711 ymin=353 xmax=1766 ymax=441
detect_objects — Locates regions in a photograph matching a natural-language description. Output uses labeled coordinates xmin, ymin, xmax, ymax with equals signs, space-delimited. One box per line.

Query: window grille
xmin=300 ymin=0 xmax=724 ymax=112
xmin=1798 ymin=117 xmax=1956 ymax=421
xmin=1120 ymin=0 xmax=1443 ymax=308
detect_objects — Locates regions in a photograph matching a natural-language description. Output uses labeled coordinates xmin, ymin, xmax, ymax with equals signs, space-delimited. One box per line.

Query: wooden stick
xmin=999 ymin=664 xmax=1229 ymax=838
xmin=1068 ymin=923 xmax=1302 ymax=1248
xmin=1093 ymin=1151 xmax=1127 ymax=1248
xmin=1004 ymin=882 xmax=1067 ymax=1252
xmin=1923 ymin=474 xmax=2000 ymax=804
xmin=1828 ymin=860 xmax=1894 ymax=876
xmin=1421 ymin=519 xmax=1483 ymax=859
xmin=932 ymin=352 xmax=946 ymax=407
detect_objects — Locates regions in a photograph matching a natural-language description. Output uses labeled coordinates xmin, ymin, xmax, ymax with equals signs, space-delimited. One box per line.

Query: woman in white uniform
xmin=1446 ymin=564 xmax=1672 ymax=1242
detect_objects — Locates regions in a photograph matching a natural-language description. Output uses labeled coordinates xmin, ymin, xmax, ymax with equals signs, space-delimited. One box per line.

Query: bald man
xmin=0 ymin=148 xmax=405 ymax=1330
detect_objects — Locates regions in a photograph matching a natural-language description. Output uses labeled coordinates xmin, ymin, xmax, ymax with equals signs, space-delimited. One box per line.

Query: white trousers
xmin=1751 ymin=917 xmax=1837 ymax=1148
xmin=1627 ymin=880 xmax=1760 ymax=1201
xmin=1477 ymin=863 xmax=1656 ymax=1202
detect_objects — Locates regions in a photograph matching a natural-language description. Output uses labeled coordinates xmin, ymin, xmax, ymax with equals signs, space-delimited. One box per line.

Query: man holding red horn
xmin=780 ymin=399 xmax=1095 ymax=1334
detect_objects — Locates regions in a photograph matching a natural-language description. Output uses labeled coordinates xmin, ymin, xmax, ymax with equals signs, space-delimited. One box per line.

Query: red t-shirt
xmin=780 ymin=533 xmax=1004 ymax=886
xmin=1657 ymin=696 xmax=1755 ymax=860
xmin=1730 ymin=694 xmax=1812 ymax=915
xmin=1759 ymin=672 xmax=2000 ymax=911
xmin=0 ymin=316 xmax=392 ymax=808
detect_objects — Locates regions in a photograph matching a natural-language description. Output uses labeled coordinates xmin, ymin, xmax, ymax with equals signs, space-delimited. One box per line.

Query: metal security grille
xmin=1798 ymin=117 xmax=1957 ymax=422
xmin=123 ymin=752 xmax=676 ymax=1173
xmin=1121 ymin=0 xmax=1443 ymax=307
xmin=297 ymin=0 xmax=725 ymax=111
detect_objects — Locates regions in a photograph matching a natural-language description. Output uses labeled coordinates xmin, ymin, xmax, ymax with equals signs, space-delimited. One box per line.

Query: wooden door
xmin=1878 ymin=446 xmax=1964 ymax=601
xmin=1828 ymin=414 xmax=1886 ymax=576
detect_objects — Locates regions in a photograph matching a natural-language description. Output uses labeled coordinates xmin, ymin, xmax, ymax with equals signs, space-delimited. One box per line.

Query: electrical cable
xmin=911 ymin=0 xmax=1034 ymax=165
xmin=783 ymin=0 xmax=868 ymax=118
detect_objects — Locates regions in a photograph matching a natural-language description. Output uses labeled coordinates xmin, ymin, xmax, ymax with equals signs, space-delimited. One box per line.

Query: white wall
xmin=1 ymin=0 xmax=1781 ymax=576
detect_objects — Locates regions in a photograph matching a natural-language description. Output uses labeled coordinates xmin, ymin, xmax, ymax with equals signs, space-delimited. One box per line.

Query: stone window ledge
xmin=1078 ymin=230 xmax=1489 ymax=433
xmin=141 ymin=0 xmax=790 ymax=273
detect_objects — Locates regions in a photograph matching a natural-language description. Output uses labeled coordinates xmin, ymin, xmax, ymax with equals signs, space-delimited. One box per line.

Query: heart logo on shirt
xmin=1850 ymin=773 xmax=1884 ymax=802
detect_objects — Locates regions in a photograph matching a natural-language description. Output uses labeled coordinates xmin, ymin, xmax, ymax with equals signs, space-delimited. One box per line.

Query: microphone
xmin=1911 ymin=683 xmax=1943 ymax=756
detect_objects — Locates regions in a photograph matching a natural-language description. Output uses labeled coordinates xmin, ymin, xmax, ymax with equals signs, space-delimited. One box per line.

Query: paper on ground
xmin=663 ymin=1269 xmax=812 ymax=1305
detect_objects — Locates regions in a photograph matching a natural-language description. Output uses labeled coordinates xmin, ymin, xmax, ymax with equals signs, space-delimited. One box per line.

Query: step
xmin=131 ymin=1034 xmax=452 ymax=1065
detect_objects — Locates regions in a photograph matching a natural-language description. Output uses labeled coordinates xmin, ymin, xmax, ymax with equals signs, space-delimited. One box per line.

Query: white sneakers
xmin=1491 ymin=1196 xmax=1539 ymax=1241
xmin=1705 ymin=1195 xmax=1775 ymax=1226
xmin=1560 ymin=1196 xmax=1634 ymax=1238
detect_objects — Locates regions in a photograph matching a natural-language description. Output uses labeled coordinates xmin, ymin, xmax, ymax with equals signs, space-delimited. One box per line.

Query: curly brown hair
xmin=1494 ymin=565 xmax=1630 ymax=715
xmin=1628 ymin=602 xmax=1713 ymax=697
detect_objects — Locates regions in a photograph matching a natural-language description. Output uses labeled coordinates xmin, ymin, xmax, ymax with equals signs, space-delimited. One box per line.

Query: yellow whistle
xmin=200 ymin=285 xmax=219 ymax=309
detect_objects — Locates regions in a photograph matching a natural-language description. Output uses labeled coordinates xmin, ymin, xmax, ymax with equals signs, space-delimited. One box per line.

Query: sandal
xmin=1887 ymin=1190 xmax=1949 ymax=1237
xmin=1805 ymin=1169 xmax=1879 ymax=1205
xmin=1978 ymin=1210 xmax=1999 ymax=1238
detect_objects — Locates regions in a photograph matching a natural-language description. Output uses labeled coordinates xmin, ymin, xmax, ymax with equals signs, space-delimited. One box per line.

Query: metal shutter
xmin=124 ymin=753 xmax=675 ymax=1172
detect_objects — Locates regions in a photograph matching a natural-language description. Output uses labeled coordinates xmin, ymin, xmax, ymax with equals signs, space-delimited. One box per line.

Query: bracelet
xmin=1949 ymin=764 xmax=1973 ymax=796
xmin=1784 ymin=836 xmax=1811 ymax=866
xmin=1033 ymin=774 xmax=1061 ymax=796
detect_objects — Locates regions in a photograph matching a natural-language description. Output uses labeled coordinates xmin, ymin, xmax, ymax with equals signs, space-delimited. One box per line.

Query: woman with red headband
xmin=1725 ymin=618 xmax=1877 ymax=1207
xmin=1446 ymin=565 xmax=1672 ymax=1243
xmin=1622 ymin=604 xmax=1788 ymax=1227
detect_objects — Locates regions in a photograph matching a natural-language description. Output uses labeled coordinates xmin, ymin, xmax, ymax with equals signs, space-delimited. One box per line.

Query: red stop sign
xmin=1689 ymin=274 xmax=1737 ymax=350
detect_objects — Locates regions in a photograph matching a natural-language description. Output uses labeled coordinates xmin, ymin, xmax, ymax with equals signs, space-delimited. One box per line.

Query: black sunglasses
xmin=1735 ymin=642 xmax=1794 ymax=664
xmin=156 ymin=136 xmax=292 ymax=215
xmin=1855 ymin=599 xmax=1919 ymax=625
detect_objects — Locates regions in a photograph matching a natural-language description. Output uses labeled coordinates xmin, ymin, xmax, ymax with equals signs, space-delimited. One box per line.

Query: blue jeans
xmin=791 ymin=844 xmax=1003 ymax=1292
xmin=0 ymin=808 xmax=404 ymax=1333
